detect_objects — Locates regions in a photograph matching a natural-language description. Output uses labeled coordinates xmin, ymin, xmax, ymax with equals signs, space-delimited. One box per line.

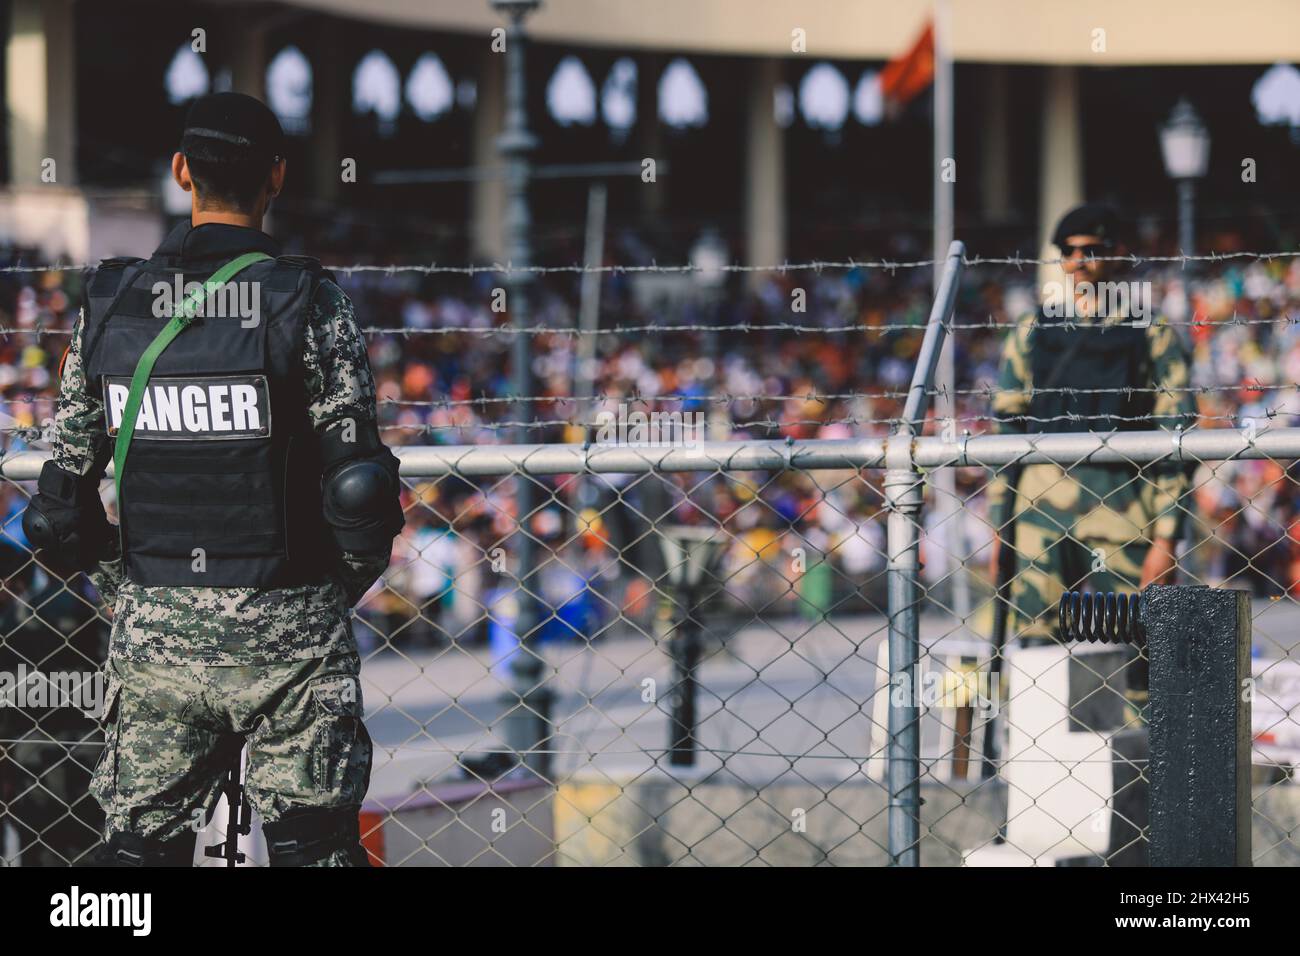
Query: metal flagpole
xmin=930 ymin=0 xmax=970 ymax=629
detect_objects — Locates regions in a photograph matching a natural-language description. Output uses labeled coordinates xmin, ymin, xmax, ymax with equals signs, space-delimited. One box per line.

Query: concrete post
xmin=7 ymin=0 xmax=77 ymax=186
xmin=1144 ymin=585 xmax=1252 ymax=867
xmin=471 ymin=48 xmax=506 ymax=261
xmin=1036 ymin=66 xmax=1083 ymax=289
xmin=743 ymin=58 xmax=785 ymax=289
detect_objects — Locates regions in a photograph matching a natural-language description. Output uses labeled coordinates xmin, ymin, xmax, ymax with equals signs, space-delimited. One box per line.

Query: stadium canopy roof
xmin=263 ymin=0 xmax=1299 ymax=65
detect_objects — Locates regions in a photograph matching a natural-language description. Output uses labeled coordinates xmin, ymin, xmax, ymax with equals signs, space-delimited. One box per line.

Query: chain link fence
xmin=2 ymin=246 xmax=1299 ymax=866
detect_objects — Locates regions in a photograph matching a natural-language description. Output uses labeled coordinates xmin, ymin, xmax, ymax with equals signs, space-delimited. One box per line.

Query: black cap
xmin=180 ymin=92 xmax=284 ymax=166
xmin=1051 ymin=202 xmax=1123 ymax=250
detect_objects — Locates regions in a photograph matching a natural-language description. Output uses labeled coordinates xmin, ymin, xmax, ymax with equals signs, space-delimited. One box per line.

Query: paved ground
xmin=359 ymin=599 xmax=1300 ymax=802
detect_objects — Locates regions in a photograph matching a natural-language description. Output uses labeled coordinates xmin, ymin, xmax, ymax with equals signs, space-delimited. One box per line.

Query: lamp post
xmin=658 ymin=527 xmax=726 ymax=767
xmin=490 ymin=0 xmax=553 ymax=781
xmin=1158 ymin=98 xmax=1210 ymax=256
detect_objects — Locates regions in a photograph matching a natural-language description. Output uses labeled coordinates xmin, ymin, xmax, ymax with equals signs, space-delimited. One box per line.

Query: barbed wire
xmin=932 ymin=381 xmax=1300 ymax=399
xmin=6 ymin=309 xmax=1300 ymax=339
xmin=0 ymin=246 xmax=1294 ymax=339
xmin=364 ymin=314 xmax=1300 ymax=334
xmin=376 ymin=410 xmax=1257 ymax=432
xmin=0 ymin=249 xmax=1295 ymax=277
xmin=1 ymin=382 xmax=1297 ymax=412
xmin=322 ymin=311 xmax=1300 ymax=334
xmin=368 ymin=384 xmax=1300 ymax=406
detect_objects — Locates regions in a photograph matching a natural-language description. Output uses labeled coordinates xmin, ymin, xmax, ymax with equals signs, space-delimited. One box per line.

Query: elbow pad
xmin=320 ymin=421 xmax=405 ymax=555
xmin=22 ymin=461 xmax=113 ymax=572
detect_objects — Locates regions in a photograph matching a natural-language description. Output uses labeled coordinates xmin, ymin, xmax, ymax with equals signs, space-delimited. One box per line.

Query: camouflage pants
xmin=89 ymin=651 xmax=372 ymax=866
xmin=1009 ymin=468 xmax=1153 ymax=724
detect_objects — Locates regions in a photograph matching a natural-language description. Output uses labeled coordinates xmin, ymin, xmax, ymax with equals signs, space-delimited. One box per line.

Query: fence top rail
xmin=5 ymin=426 xmax=1300 ymax=481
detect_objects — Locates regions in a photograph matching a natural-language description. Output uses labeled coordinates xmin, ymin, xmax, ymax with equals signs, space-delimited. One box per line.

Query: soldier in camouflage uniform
xmin=988 ymin=204 xmax=1197 ymax=722
xmin=22 ymin=94 xmax=404 ymax=866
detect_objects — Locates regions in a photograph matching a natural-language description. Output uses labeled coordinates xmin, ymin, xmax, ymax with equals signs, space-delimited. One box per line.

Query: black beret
xmin=180 ymin=92 xmax=284 ymax=165
xmin=1051 ymin=202 xmax=1124 ymax=250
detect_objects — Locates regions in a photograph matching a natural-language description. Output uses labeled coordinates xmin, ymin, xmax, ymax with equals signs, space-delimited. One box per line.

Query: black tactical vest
xmin=82 ymin=248 xmax=334 ymax=588
xmin=1027 ymin=319 xmax=1155 ymax=433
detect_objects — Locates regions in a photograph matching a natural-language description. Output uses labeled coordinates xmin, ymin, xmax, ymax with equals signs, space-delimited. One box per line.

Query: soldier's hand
xmin=1139 ymin=537 xmax=1177 ymax=586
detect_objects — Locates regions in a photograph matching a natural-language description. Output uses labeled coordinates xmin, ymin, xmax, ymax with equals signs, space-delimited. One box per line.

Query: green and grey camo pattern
xmin=54 ymin=278 xmax=390 ymax=666
xmin=90 ymin=652 xmax=372 ymax=866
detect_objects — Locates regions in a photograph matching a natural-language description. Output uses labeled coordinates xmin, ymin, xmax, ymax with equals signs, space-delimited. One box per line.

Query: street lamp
xmin=1158 ymin=98 xmax=1210 ymax=256
xmin=658 ymin=527 xmax=727 ymax=767
xmin=488 ymin=0 xmax=554 ymax=782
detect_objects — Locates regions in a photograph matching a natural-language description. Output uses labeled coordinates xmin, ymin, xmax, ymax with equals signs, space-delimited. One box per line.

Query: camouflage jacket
xmin=54 ymin=269 xmax=389 ymax=665
xmin=988 ymin=309 xmax=1198 ymax=543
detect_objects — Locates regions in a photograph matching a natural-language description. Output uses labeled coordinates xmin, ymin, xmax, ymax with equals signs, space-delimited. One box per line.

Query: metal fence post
xmin=884 ymin=444 xmax=923 ymax=866
xmin=1144 ymin=584 xmax=1252 ymax=866
xmin=884 ymin=240 xmax=965 ymax=866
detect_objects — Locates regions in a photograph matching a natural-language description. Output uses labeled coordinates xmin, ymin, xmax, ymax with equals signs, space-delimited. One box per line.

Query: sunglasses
xmin=1062 ymin=242 xmax=1111 ymax=259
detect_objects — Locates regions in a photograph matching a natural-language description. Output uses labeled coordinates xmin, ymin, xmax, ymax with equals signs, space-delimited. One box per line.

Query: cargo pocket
xmin=87 ymin=671 xmax=123 ymax=804
xmin=308 ymin=675 xmax=363 ymax=799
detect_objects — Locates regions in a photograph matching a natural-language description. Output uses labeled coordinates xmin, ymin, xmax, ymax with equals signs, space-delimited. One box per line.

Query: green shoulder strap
xmin=112 ymin=251 xmax=272 ymax=497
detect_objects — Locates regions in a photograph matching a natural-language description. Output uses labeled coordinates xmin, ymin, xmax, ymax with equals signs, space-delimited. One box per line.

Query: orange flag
xmin=881 ymin=22 xmax=935 ymax=114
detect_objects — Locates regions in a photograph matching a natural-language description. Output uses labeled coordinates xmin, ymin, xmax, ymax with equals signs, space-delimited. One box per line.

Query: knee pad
xmin=86 ymin=831 xmax=195 ymax=867
xmin=264 ymin=807 xmax=368 ymax=867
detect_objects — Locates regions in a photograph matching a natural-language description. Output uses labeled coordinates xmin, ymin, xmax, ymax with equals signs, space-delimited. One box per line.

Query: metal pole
xmin=885 ymin=240 xmax=965 ymax=867
xmin=493 ymin=0 xmax=552 ymax=780
xmin=884 ymin=452 xmax=923 ymax=866
xmin=903 ymin=241 xmax=965 ymax=427
xmin=932 ymin=0 xmax=954 ymax=298
xmin=14 ymin=423 xmax=1300 ymax=482
xmin=667 ymin=588 xmax=701 ymax=766
xmin=575 ymin=182 xmax=607 ymax=511
xmin=1177 ymin=178 xmax=1195 ymax=256
xmin=931 ymin=5 xmax=966 ymax=619
xmin=575 ymin=183 xmax=607 ymax=431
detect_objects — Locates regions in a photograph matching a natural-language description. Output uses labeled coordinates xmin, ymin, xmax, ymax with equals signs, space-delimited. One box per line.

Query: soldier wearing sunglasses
xmin=986 ymin=203 xmax=1197 ymax=726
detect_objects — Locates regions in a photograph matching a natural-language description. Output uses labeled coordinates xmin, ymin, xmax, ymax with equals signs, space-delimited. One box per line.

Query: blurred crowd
xmin=3 ymin=239 xmax=1300 ymax=651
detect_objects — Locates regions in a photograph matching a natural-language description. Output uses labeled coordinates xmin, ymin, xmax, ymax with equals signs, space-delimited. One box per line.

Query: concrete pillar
xmin=743 ymin=58 xmax=785 ymax=286
xmin=228 ymin=21 xmax=269 ymax=101
xmin=1037 ymin=66 xmax=1083 ymax=288
xmin=307 ymin=18 xmax=342 ymax=202
xmin=637 ymin=54 xmax=665 ymax=223
xmin=7 ymin=0 xmax=77 ymax=186
xmin=470 ymin=50 xmax=505 ymax=262
xmin=981 ymin=65 xmax=1011 ymax=223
